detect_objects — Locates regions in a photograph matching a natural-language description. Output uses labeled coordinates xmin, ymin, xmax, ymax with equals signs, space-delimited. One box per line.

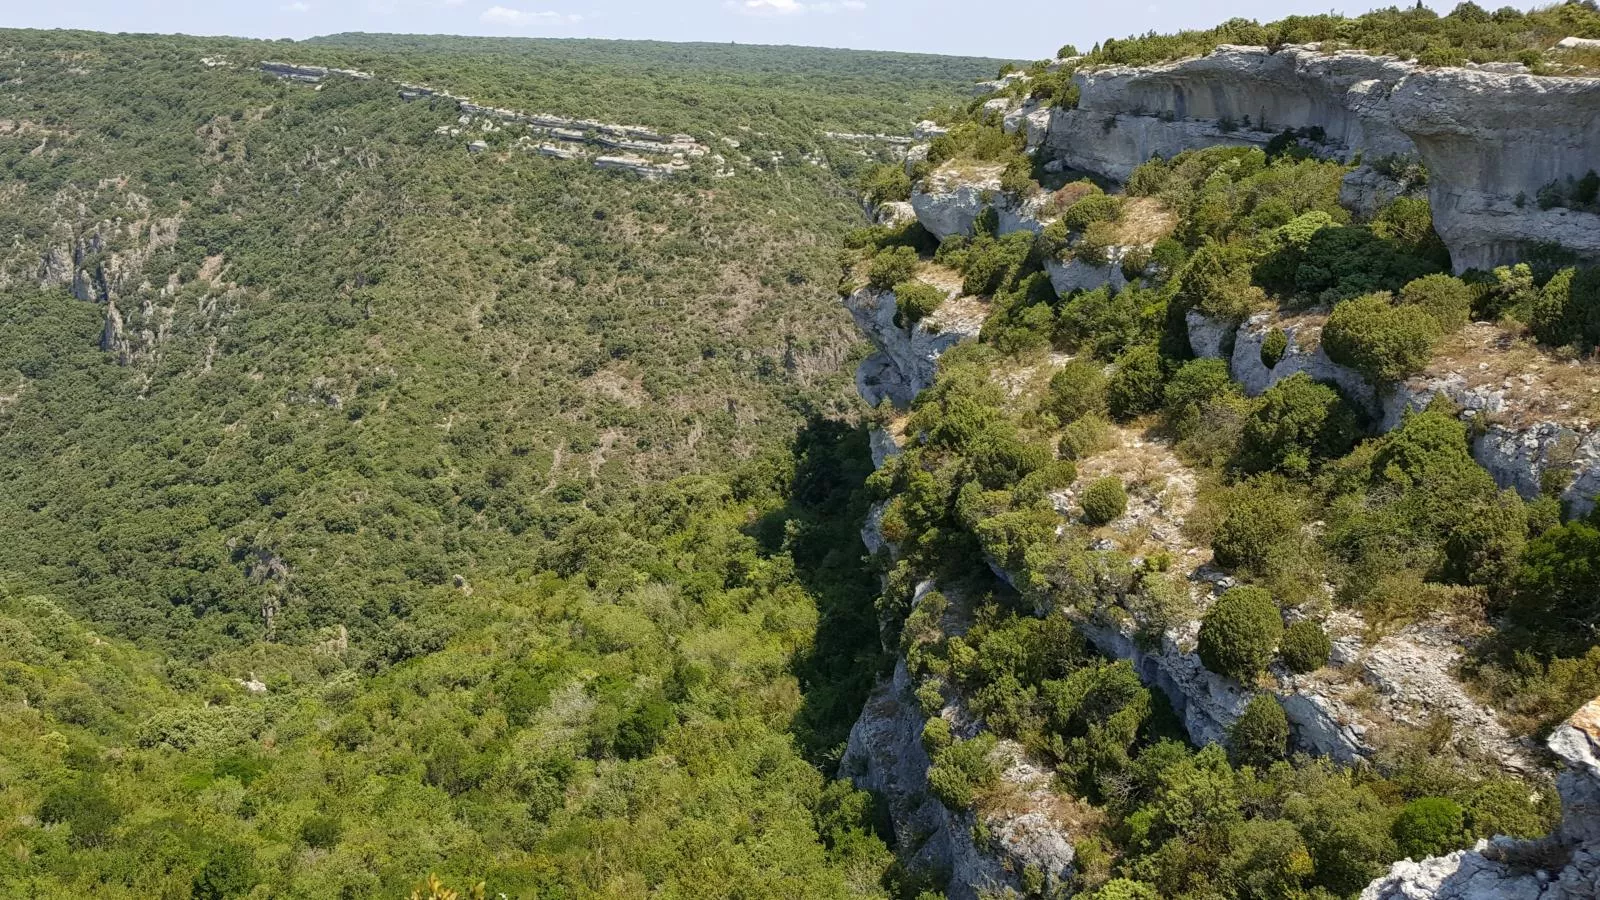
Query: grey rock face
xmin=1185 ymin=308 xmax=1234 ymax=359
xmin=1045 ymin=250 xmax=1131 ymax=295
xmin=1390 ymin=68 xmax=1600 ymax=272
xmin=910 ymin=168 xmax=1003 ymax=239
xmin=1362 ymin=697 xmax=1600 ymax=900
xmin=1341 ymin=165 xmax=1413 ymax=220
xmin=841 ymin=285 xmax=981 ymax=408
xmin=1230 ymin=313 xmax=1378 ymax=411
xmin=1043 ymin=45 xmax=1418 ymax=181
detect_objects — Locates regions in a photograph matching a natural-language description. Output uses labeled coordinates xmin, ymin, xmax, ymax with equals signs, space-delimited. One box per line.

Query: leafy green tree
xmin=1198 ymin=586 xmax=1283 ymax=682
xmin=1238 ymin=373 xmax=1362 ymax=476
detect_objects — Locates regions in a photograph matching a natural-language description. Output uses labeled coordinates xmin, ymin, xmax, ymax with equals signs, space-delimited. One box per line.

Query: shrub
xmin=867 ymin=245 xmax=918 ymax=291
xmin=37 ymin=779 xmax=120 ymax=849
xmin=960 ymin=231 xmax=1036 ymax=296
xmin=1162 ymin=358 xmax=1237 ymax=438
xmin=615 ymin=695 xmax=673 ymax=759
xmin=922 ymin=716 xmax=953 ymax=754
xmin=859 ymin=163 xmax=911 ymax=206
xmin=928 ymin=733 xmax=999 ymax=810
xmin=1528 ymin=266 xmax=1600 ymax=350
xmin=1061 ymin=193 xmax=1123 ymax=232
xmin=1238 ymin=373 xmax=1363 ymax=476
xmin=1084 ymin=879 xmax=1161 ymax=900
xmin=1054 ymin=284 xmax=1166 ymax=359
xmin=1178 ymin=241 xmax=1266 ymax=321
xmin=1399 ymin=273 xmax=1472 ymax=333
xmin=1059 ymin=413 xmax=1113 ymax=460
xmin=1228 ymin=694 xmax=1289 ymax=768
xmin=1392 ymin=797 xmax=1469 ymax=860
xmin=1280 ymin=619 xmax=1332 ymax=673
xmin=192 ymin=843 xmax=256 ymax=900
xmin=1046 ymin=360 xmax=1108 ymax=423
xmin=1197 ymin=586 xmax=1283 ymax=681
xmin=1106 ymin=344 xmax=1165 ymax=420
xmin=894 ymin=280 xmax=946 ymax=326
xmin=1081 ymin=477 xmax=1128 ymax=525
xmin=1259 ymin=327 xmax=1288 ymax=369
xmin=1323 ymin=292 xmax=1439 ymax=386
xmin=1506 ymin=517 xmax=1600 ymax=656
xmin=1211 ymin=479 xmax=1304 ymax=573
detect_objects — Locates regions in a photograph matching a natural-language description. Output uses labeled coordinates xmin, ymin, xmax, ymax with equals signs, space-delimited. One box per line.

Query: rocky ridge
xmin=256 ymin=61 xmax=719 ymax=178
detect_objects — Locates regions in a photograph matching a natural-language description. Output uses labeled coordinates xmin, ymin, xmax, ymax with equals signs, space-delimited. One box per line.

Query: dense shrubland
xmin=0 ymin=27 xmax=1017 ymax=898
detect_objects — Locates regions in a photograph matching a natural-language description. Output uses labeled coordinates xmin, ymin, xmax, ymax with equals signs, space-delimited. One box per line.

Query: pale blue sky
xmin=3 ymin=0 xmax=1546 ymax=60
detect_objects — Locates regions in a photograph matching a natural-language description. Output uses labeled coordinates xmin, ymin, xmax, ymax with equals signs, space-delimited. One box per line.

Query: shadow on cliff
xmin=746 ymin=415 xmax=888 ymax=771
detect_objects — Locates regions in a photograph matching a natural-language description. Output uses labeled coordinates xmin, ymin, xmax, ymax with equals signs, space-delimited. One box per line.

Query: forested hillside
xmin=0 ymin=28 xmax=1001 ymax=897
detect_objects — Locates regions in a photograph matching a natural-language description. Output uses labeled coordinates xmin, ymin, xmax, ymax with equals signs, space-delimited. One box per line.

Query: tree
xmin=1392 ymin=797 xmax=1469 ymax=860
xmin=1322 ymin=292 xmax=1439 ymax=386
xmin=1507 ymin=517 xmax=1600 ymax=655
xmin=192 ymin=843 xmax=257 ymax=900
xmin=1198 ymin=586 xmax=1283 ymax=681
xmin=1238 ymin=373 xmax=1362 ymax=476
xmin=1228 ymin=695 xmax=1289 ymax=768
xmin=1279 ymin=619 xmax=1332 ymax=673
xmin=1081 ymin=476 xmax=1128 ymax=525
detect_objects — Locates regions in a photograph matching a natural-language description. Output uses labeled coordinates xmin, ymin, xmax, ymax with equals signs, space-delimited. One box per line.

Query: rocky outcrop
xmin=1362 ymin=696 xmax=1600 ymax=900
xmin=1188 ymin=310 xmax=1600 ymax=514
xmin=1390 ymin=69 xmax=1600 ymax=271
xmin=842 ymin=285 xmax=983 ymax=408
xmin=1042 ymin=45 xmax=1418 ymax=182
xmin=1045 ymin=248 xmax=1132 ymax=295
xmin=842 ymin=654 xmax=1078 ymax=900
xmin=1032 ymin=45 xmax=1600 ymax=270
xmin=1340 ymin=165 xmax=1413 ymax=220
xmin=910 ymin=166 xmax=1003 ymax=239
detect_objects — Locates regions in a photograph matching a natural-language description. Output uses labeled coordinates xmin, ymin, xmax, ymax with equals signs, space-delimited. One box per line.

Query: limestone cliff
xmin=1029 ymin=44 xmax=1600 ymax=271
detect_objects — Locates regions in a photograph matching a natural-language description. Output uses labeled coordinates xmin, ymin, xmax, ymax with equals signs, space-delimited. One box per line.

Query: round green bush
xmin=1322 ymin=292 xmax=1440 ymax=387
xmin=1081 ymin=476 xmax=1127 ymax=525
xmin=1259 ymin=327 xmax=1289 ymax=369
xmin=1046 ymin=360 xmax=1108 ymax=424
xmin=1279 ymin=619 xmax=1332 ymax=673
xmin=1197 ymin=586 xmax=1283 ymax=682
xmin=893 ymin=280 xmax=946 ymax=326
xmin=1399 ymin=274 xmax=1472 ymax=333
xmin=1211 ymin=482 xmax=1301 ymax=573
xmin=866 ymin=245 xmax=918 ymax=291
xmin=1392 ymin=797 xmax=1469 ymax=860
xmin=1238 ymin=373 xmax=1363 ymax=476
xmin=1085 ymin=880 xmax=1161 ymax=900
xmin=1228 ymin=694 xmax=1289 ymax=768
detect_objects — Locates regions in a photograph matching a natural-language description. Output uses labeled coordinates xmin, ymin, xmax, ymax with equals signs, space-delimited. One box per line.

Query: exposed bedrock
xmin=1034 ymin=45 xmax=1600 ymax=270
xmin=1362 ymin=696 xmax=1600 ymax=900
xmin=1389 ymin=68 xmax=1600 ymax=272
xmin=842 ymin=285 xmax=981 ymax=408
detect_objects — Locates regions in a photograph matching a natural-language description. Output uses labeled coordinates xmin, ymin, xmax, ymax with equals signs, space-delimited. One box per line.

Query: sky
xmin=1 ymin=0 xmax=1545 ymax=60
